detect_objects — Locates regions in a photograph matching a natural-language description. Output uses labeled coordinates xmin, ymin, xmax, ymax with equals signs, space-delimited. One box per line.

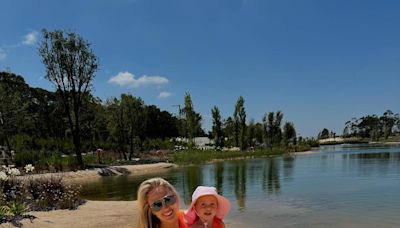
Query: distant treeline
xmin=0 ymin=72 xmax=311 ymax=154
xmin=343 ymin=111 xmax=400 ymax=140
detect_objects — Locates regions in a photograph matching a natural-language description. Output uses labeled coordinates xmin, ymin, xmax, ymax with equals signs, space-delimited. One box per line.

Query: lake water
xmin=81 ymin=144 xmax=400 ymax=227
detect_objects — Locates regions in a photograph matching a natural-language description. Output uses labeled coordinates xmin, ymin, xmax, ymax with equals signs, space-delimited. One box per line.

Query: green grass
xmin=380 ymin=135 xmax=400 ymax=142
xmin=170 ymin=148 xmax=287 ymax=165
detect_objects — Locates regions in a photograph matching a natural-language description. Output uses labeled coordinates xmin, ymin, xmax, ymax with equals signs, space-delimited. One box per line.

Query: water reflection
xmin=234 ymin=160 xmax=247 ymax=209
xmin=81 ymin=147 xmax=400 ymax=204
xmin=262 ymin=158 xmax=281 ymax=196
xmin=341 ymin=151 xmax=400 ymax=178
xmin=214 ymin=162 xmax=224 ymax=194
xmin=282 ymin=156 xmax=295 ymax=182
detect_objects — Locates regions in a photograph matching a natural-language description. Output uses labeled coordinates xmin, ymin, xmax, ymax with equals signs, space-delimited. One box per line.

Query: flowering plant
xmin=1 ymin=162 xmax=83 ymax=226
xmin=24 ymin=164 xmax=35 ymax=173
xmin=0 ymin=171 xmax=7 ymax=182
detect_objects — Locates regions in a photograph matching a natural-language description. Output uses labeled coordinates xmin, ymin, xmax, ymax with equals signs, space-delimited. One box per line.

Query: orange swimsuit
xmin=187 ymin=217 xmax=224 ymax=228
xmin=177 ymin=211 xmax=188 ymax=228
xmin=211 ymin=218 xmax=224 ymax=228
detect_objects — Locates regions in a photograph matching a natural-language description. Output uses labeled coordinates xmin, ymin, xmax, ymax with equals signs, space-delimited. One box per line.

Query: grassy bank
xmin=170 ymin=148 xmax=289 ymax=165
xmin=319 ymin=136 xmax=400 ymax=145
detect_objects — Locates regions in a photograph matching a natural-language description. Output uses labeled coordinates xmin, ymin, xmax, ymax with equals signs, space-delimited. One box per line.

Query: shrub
xmin=14 ymin=151 xmax=82 ymax=172
xmin=0 ymin=206 xmax=8 ymax=219
xmin=26 ymin=176 xmax=84 ymax=211
xmin=8 ymin=201 xmax=29 ymax=216
xmin=143 ymin=138 xmax=175 ymax=150
xmin=0 ymin=165 xmax=84 ymax=225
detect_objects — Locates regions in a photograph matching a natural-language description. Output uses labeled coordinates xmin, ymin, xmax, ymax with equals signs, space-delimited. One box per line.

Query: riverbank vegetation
xmin=316 ymin=111 xmax=400 ymax=145
xmin=172 ymin=148 xmax=285 ymax=165
xmin=0 ymin=29 xmax=320 ymax=171
xmin=343 ymin=110 xmax=400 ymax=141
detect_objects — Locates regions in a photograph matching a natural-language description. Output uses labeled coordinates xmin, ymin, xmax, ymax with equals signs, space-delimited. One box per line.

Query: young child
xmin=185 ymin=186 xmax=231 ymax=228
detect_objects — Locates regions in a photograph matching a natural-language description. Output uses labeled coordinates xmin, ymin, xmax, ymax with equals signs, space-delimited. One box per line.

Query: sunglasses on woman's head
xmin=150 ymin=195 xmax=176 ymax=212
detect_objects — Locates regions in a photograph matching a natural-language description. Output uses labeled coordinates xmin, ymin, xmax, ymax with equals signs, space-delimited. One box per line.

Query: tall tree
xmin=0 ymin=72 xmax=31 ymax=152
xmin=211 ymin=106 xmax=224 ymax=149
xmin=121 ymin=94 xmax=145 ymax=160
xmin=247 ymin=119 xmax=256 ymax=148
xmin=233 ymin=96 xmax=247 ymax=150
xmin=144 ymin=105 xmax=180 ymax=139
xmin=263 ymin=112 xmax=275 ymax=148
xmin=183 ymin=92 xmax=196 ymax=148
xmin=38 ymin=29 xmax=99 ymax=169
xmin=253 ymin=123 xmax=264 ymax=146
xmin=223 ymin=117 xmax=235 ymax=147
xmin=263 ymin=111 xmax=284 ymax=148
xmin=273 ymin=111 xmax=283 ymax=144
xmin=282 ymin=122 xmax=296 ymax=147
xmin=106 ymin=97 xmax=128 ymax=160
xmin=79 ymin=95 xmax=107 ymax=151
xmin=29 ymin=87 xmax=65 ymax=139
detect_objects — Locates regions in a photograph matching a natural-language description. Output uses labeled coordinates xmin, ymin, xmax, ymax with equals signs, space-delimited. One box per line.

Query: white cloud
xmin=23 ymin=31 xmax=38 ymax=45
xmin=158 ymin=91 xmax=171 ymax=99
xmin=108 ymin=71 xmax=169 ymax=88
xmin=0 ymin=48 xmax=6 ymax=61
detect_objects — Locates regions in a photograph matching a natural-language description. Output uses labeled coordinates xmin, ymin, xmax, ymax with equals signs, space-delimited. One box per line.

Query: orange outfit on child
xmin=178 ymin=211 xmax=188 ymax=228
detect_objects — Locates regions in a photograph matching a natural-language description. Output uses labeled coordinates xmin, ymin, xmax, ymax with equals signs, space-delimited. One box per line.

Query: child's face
xmin=195 ymin=195 xmax=218 ymax=223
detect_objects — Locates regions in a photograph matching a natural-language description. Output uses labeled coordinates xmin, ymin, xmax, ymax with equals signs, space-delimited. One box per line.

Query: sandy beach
xmin=1 ymin=201 xmax=138 ymax=228
xmin=1 ymin=163 xmax=177 ymax=228
xmin=18 ymin=162 xmax=177 ymax=185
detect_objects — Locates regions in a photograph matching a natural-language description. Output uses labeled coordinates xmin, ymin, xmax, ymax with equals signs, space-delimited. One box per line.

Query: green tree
xmin=0 ymin=72 xmax=31 ymax=153
xmin=253 ymin=123 xmax=264 ymax=147
xmin=273 ymin=111 xmax=283 ymax=144
xmin=282 ymin=122 xmax=296 ymax=147
xmin=263 ymin=112 xmax=274 ymax=148
xmin=79 ymin=95 xmax=108 ymax=152
xmin=380 ymin=110 xmax=396 ymax=139
xmin=121 ymin=94 xmax=145 ymax=160
xmin=38 ymin=29 xmax=99 ymax=169
xmin=247 ymin=119 xmax=256 ymax=148
xmin=233 ymin=96 xmax=247 ymax=150
xmin=263 ymin=111 xmax=283 ymax=148
xmin=183 ymin=92 xmax=197 ymax=148
xmin=29 ymin=87 xmax=66 ymax=139
xmin=211 ymin=106 xmax=224 ymax=149
xmin=318 ymin=128 xmax=330 ymax=139
xmin=106 ymin=97 xmax=128 ymax=160
xmin=223 ymin=117 xmax=235 ymax=147
xmin=144 ymin=105 xmax=180 ymax=139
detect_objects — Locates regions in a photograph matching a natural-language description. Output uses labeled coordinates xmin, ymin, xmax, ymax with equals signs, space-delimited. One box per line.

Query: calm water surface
xmin=81 ymin=144 xmax=400 ymax=227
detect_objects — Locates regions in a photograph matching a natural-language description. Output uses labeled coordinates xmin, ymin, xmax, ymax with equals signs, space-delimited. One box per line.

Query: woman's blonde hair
xmin=137 ymin=177 xmax=179 ymax=228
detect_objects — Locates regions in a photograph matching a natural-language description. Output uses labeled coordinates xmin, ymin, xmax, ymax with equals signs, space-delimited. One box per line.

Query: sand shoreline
xmin=17 ymin=162 xmax=177 ymax=185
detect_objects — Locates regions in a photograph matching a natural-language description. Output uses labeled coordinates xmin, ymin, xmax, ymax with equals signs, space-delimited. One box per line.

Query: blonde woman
xmin=137 ymin=177 xmax=187 ymax=228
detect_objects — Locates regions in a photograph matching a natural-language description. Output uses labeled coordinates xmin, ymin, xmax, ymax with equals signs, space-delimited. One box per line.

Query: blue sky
xmin=1 ymin=0 xmax=399 ymax=137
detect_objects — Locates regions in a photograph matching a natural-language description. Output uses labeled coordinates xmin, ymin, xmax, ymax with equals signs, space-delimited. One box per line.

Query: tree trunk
xmin=72 ymin=106 xmax=84 ymax=169
xmin=119 ymin=148 xmax=128 ymax=161
xmin=73 ymin=129 xmax=84 ymax=169
xmin=128 ymin=135 xmax=133 ymax=161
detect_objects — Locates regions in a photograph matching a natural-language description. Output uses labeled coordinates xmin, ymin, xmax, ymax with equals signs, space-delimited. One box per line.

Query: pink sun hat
xmin=185 ymin=186 xmax=231 ymax=225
